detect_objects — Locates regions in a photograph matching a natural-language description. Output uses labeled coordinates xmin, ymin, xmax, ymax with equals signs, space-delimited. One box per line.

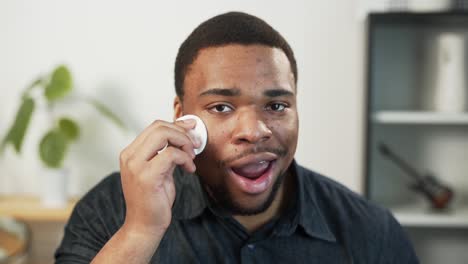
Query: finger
xmin=127 ymin=119 xmax=196 ymax=155
xmin=146 ymin=147 xmax=196 ymax=181
xmin=135 ymin=126 xmax=196 ymax=161
xmin=174 ymin=119 xmax=197 ymax=129
xmin=135 ymin=119 xmax=195 ymax=147
xmin=173 ymin=120 xmax=203 ymax=148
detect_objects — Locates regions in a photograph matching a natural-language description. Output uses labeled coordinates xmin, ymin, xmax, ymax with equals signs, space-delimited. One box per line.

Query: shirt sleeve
xmin=377 ymin=211 xmax=420 ymax=264
xmin=54 ymin=173 xmax=125 ymax=263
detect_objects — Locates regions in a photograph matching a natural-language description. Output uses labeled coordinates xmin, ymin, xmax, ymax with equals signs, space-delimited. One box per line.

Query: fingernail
xmin=182 ymin=119 xmax=196 ymax=125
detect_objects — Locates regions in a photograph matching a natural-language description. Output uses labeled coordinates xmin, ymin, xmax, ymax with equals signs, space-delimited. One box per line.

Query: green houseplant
xmin=1 ymin=64 xmax=125 ymax=206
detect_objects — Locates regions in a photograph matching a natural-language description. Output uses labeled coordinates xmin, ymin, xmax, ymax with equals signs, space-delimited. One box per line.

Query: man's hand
xmin=91 ymin=119 xmax=199 ymax=263
xmin=120 ymin=118 xmax=199 ymax=236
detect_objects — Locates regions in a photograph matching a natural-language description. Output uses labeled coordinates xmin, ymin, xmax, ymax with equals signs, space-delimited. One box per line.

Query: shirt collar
xmin=288 ymin=160 xmax=336 ymax=242
xmin=171 ymin=166 xmax=209 ymax=220
xmin=171 ymin=166 xmax=238 ymax=220
xmin=171 ymin=161 xmax=337 ymax=243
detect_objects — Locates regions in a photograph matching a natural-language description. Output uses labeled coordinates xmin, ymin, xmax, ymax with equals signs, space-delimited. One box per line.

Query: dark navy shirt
xmin=55 ymin=161 xmax=419 ymax=263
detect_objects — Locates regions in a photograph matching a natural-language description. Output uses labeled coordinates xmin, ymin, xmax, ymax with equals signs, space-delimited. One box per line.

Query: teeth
xmin=259 ymin=161 xmax=267 ymax=164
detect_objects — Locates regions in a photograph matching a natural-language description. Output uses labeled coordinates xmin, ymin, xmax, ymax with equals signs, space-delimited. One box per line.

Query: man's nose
xmin=232 ymin=109 xmax=273 ymax=145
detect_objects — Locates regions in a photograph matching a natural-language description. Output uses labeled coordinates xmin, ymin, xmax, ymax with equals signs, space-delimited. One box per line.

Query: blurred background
xmin=1 ymin=0 xmax=467 ymax=263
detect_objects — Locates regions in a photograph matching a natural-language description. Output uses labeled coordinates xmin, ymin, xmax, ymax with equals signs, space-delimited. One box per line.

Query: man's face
xmin=175 ymin=44 xmax=298 ymax=215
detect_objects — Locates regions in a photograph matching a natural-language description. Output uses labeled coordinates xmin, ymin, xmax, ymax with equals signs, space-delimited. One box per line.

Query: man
xmin=55 ymin=12 xmax=419 ymax=263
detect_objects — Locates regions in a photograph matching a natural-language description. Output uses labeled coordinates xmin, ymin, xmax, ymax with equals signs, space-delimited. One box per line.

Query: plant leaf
xmin=45 ymin=65 xmax=72 ymax=102
xmin=39 ymin=130 xmax=68 ymax=168
xmin=0 ymin=97 xmax=35 ymax=153
xmin=87 ymin=98 xmax=127 ymax=130
xmin=58 ymin=117 xmax=80 ymax=141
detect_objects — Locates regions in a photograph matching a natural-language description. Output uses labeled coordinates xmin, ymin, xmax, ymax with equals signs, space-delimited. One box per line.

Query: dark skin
xmin=92 ymin=44 xmax=299 ymax=263
xmin=174 ymin=44 xmax=299 ymax=231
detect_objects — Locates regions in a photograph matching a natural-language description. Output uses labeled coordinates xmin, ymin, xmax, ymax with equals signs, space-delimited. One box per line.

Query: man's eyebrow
xmin=263 ymin=89 xmax=294 ymax=97
xmin=199 ymin=88 xmax=241 ymax=97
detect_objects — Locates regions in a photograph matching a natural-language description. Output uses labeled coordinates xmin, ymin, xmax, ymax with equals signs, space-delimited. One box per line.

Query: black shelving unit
xmin=364 ymin=12 xmax=468 ymax=264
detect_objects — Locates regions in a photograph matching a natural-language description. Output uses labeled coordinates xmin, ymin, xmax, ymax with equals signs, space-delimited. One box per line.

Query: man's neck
xmin=233 ymin=170 xmax=296 ymax=234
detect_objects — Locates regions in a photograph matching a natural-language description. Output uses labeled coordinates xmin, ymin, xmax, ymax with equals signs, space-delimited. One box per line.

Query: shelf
xmin=0 ymin=196 xmax=78 ymax=222
xmin=366 ymin=13 xmax=468 ymax=264
xmin=391 ymin=204 xmax=468 ymax=228
xmin=372 ymin=111 xmax=468 ymax=125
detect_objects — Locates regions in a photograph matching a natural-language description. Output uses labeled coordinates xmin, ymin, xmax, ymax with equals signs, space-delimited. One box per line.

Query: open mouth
xmin=228 ymin=158 xmax=276 ymax=195
xmin=231 ymin=160 xmax=272 ymax=180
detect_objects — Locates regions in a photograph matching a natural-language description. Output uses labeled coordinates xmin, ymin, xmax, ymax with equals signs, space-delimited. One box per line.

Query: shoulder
xmin=68 ymin=172 xmax=126 ymax=234
xmin=298 ymin=166 xmax=413 ymax=255
xmin=55 ymin=172 xmax=125 ymax=262
xmin=298 ymin=164 xmax=387 ymax=222
xmin=297 ymin=164 xmax=417 ymax=261
xmin=75 ymin=172 xmax=125 ymax=220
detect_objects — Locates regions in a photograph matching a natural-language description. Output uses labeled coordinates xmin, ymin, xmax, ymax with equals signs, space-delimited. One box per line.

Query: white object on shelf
xmin=372 ymin=111 xmax=468 ymax=124
xmin=391 ymin=204 xmax=468 ymax=228
xmin=432 ymin=33 xmax=467 ymax=113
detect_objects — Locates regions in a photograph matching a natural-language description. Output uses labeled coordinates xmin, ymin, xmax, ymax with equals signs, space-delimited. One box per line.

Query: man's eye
xmin=210 ymin=104 xmax=233 ymax=113
xmin=267 ymin=103 xmax=287 ymax=112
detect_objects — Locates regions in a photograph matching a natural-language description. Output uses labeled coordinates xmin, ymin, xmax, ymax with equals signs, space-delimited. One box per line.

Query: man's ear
xmin=173 ymin=96 xmax=183 ymax=121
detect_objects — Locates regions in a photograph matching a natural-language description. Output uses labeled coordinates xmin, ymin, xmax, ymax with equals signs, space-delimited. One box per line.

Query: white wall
xmin=0 ymin=0 xmax=366 ymax=196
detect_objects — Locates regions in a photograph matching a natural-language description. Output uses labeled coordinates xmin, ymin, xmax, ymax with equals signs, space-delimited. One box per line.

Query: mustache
xmin=218 ymin=146 xmax=288 ymax=167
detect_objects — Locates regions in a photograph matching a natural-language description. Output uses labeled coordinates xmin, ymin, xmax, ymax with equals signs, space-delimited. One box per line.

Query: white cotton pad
xmin=176 ymin=115 xmax=207 ymax=155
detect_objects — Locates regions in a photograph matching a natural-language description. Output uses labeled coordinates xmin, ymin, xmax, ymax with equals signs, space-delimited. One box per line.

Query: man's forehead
xmin=189 ymin=45 xmax=294 ymax=81
xmin=182 ymin=44 xmax=296 ymax=99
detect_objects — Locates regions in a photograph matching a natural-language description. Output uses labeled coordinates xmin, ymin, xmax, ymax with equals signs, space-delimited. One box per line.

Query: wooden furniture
xmin=0 ymin=196 xmax=77 ymax=264
xmin=0 ymin=196 xmax=77 ymax=222
xmin=0 ymin=228 xmax=27 ymax=258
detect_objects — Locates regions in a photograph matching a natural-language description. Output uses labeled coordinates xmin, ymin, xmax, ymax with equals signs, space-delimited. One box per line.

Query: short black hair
xmin=174 ymin=11 xmax=298 ymax=99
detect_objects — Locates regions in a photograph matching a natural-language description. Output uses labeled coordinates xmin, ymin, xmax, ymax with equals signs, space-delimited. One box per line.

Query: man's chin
xmin=229 ymin=196 xmax=276 ymax=216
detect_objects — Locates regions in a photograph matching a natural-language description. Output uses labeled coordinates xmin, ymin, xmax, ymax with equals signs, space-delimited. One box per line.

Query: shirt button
xmin=247 ymin=244 xmax=255 ymax=250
